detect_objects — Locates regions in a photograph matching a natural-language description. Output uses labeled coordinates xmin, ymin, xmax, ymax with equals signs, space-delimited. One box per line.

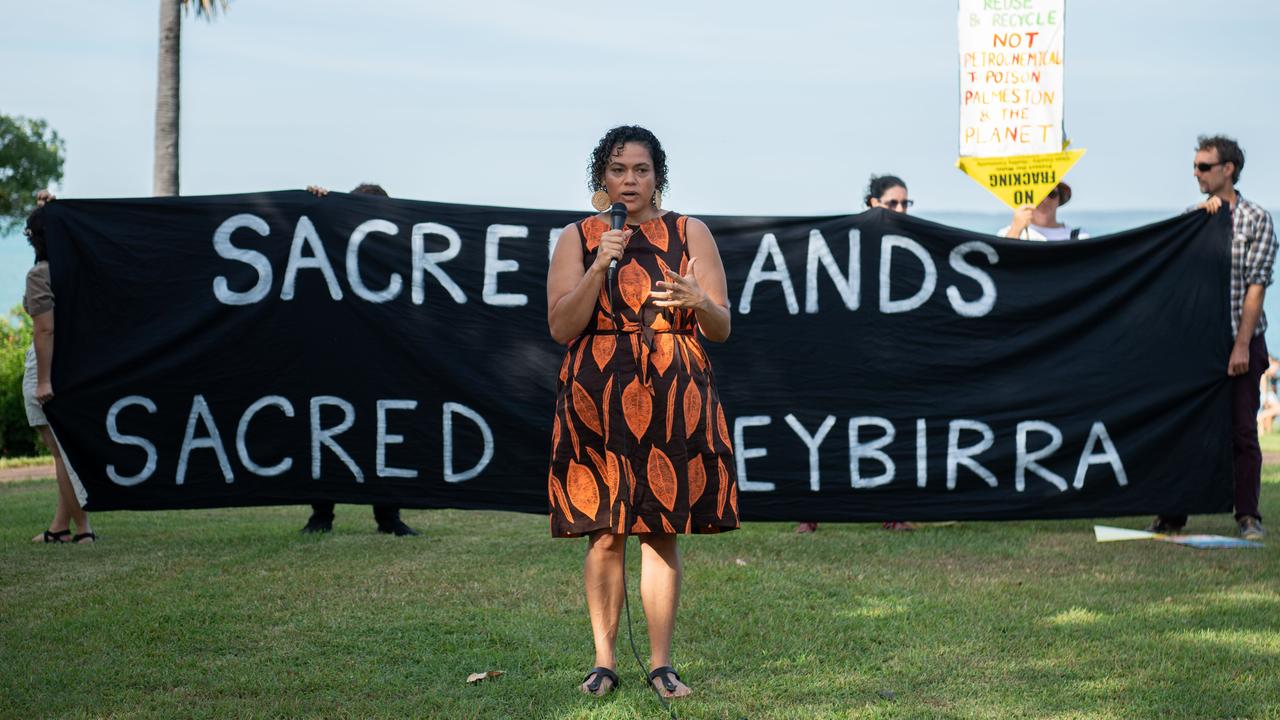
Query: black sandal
xmin=581 ymin=666 xmax=619 ymax=696
xmin=647 ymin=666 xmax=688 ymax=696
xmin=39 ymin=529 xmax=72 ymax=543
xmin=71 ymin=532 xmax=97 ymax=544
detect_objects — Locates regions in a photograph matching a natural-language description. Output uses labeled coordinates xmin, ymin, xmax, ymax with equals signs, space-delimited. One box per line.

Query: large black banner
xmin=42 ymin=192 xmax=1233 ymax=519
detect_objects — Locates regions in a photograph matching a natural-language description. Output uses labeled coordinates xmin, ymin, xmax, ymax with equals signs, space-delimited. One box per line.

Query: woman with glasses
xmin=865 ymin=174 xmax=914 ymax=213
xmin=796 ymin=174 xmax=917 ymax=534
xmin=999 ymin=182 xmax=1088 ymax=241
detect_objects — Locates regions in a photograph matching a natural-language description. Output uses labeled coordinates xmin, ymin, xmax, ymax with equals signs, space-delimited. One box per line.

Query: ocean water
xmin=4 ymin=208 xmax=1277 ymax=350
xmin=2 ymin=233 xmax=31 ymax=319
xmin=925 ymin=209 xmax=1174 ymax=236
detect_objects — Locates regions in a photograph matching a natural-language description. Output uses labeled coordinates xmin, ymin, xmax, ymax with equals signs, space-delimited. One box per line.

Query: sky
xmin=3 ymin=0 xmax=1280 ymax=216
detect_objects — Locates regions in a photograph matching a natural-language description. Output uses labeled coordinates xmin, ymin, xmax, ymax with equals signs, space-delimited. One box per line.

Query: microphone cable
xmin=606 ymin=238 xmax=679 ymax=720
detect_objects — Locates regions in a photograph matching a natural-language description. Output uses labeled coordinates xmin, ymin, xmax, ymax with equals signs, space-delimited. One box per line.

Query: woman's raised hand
xmin=652 ymin=257 xmax=709 ymax=310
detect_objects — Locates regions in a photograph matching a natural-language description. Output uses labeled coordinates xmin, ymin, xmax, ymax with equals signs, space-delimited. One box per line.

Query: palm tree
xmin=153 ymin=0 xmax=228 ymax=196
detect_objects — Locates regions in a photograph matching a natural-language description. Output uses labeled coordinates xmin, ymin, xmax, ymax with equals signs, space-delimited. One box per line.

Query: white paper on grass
xmin=1093 ymin=525 xmax=1156 ymax=542
xmin=1157 ymin=535 xmax=1264 ymax=549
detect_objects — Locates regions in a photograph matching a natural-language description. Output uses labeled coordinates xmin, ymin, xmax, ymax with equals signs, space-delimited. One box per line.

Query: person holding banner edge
xmin=297 ymin=182 xmax=419 ymax=538
xmin=1150 ymin=135 xmax=1274 ymax=541
xmin=23 ymin=192 xmax=97 ymax=544
xmin=546 ymin=125 xmax=739 ymax=698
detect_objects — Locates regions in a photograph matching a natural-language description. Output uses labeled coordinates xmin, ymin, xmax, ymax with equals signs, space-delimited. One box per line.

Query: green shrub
xmin=0 ymin=305 xmax=43 ymax=457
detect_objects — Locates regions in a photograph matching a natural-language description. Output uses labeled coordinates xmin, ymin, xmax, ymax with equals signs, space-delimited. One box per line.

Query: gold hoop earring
xmin=651 ymin=190 xmax=663 ymax=210
xmin=590 ymin=190 xmax=611 ymax=212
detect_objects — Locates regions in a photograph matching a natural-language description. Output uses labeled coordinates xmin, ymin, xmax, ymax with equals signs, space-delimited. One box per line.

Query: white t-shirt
xmin=996 ymin=223 xmax=1089 ymax=241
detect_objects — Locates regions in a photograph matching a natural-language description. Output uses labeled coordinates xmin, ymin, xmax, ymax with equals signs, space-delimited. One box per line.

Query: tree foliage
xmin=0 ymin=305 xmax=42 ymax=457
xmin=0 ymin=115 xmax=65 ymax=233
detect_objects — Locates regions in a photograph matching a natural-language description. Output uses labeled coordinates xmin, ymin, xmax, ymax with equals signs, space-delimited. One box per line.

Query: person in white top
xmin=998 ymin=182 xmax=1088 ymax=241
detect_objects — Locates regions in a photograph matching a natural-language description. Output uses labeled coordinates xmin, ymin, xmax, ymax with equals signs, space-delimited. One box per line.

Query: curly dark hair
xmin=587 ymin=125 xmax=669 ymax=194
xmin=864 ymin=174 xmax=907 ymax=208
xmin=350 ymin=183 xmax=388 ymax=197
xmin=26 ymin=205 xmax=48 ymax=263
xmin=1197 ymin=135 xmax=1245 ymax=184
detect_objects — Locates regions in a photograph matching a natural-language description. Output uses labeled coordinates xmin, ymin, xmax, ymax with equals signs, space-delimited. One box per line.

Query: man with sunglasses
xmin=999 ymin=183 xmax=1087 ymax=241
xmin=1150 ymin=135 xmax=1275 ymax=541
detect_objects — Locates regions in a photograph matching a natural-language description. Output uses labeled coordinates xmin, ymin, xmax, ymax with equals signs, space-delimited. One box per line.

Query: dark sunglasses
xmin=881 ymin=199 xmax=915 ymax=210
xmin=1195 ymin=161 xmax=1224 ymax=172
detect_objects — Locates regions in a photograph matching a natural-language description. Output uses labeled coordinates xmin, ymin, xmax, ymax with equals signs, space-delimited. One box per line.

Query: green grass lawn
xmin=1259 ymin=432 xmax=1280 ymax=454
xmin=2 ymin=473 xmax=1278 ymax=720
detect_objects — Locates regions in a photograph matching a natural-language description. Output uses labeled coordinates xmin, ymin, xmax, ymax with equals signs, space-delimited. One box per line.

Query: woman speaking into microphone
xmin=546 ymin=125 xmax=738 ymax=698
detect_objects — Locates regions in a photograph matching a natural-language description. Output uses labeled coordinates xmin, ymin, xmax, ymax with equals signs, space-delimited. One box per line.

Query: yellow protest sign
xmin=956 ymin=149 xmax=1084 ymax=209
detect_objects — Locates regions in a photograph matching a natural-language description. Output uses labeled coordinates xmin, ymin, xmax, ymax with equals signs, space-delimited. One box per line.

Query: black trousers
xmin=309 ymin=502 xmax=401 ymax=526
xmin=1164 ymin=333 xmax=1267 ymax=525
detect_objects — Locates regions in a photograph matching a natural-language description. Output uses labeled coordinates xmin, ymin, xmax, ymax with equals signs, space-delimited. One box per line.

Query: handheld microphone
xmin=607 ymin=201 xmax=627 ymax=278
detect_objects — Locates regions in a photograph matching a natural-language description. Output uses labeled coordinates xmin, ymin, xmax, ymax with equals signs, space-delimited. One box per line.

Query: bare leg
xmin=639 ymin=533 xmax=691 ymax=697
xmin=581 ymin=530 xmax=624 ymax=695
xmin=31 ymin=426 xmax=70 ymax=542
xmin=38 ymin=426 xmax=90 ymax=541
xmin=1260 ymin=406 xmax=1278 ymax=435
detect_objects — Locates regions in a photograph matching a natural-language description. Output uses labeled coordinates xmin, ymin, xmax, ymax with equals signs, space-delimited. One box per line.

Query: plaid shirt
xmin=1227 ymin=193 xmax=1277 ymax=338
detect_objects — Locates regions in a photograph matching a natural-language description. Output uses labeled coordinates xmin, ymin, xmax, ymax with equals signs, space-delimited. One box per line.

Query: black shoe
xmin=1145 ymin=516 xmax=1184 ymax=534
xmin=377 ymin=520 xmax=419 ymax=537
xmin=301 ymin=518 xmax=333 ymax=534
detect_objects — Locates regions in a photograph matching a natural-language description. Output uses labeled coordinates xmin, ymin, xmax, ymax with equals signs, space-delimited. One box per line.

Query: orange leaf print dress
xmin=548 ymin=212 xmax=739 ymax=537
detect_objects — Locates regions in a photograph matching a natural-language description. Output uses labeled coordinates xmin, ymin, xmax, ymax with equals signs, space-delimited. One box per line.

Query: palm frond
xmin=181 ymin=0 xmax=230 ymax=21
